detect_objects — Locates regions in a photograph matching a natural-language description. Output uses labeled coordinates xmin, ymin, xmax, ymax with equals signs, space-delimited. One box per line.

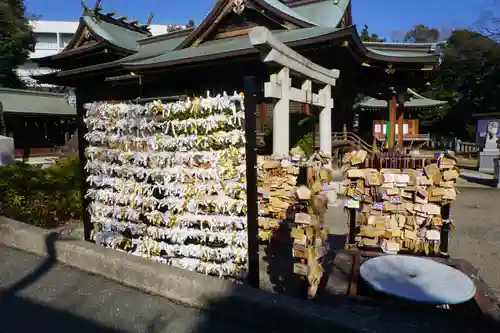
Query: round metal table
xmin=360 ymin=255 xmax=476 ymax=304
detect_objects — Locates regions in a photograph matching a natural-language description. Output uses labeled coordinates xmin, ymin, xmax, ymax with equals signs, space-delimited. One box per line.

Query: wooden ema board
xmin=342 ymin=150 xmax=458 ymax=256
xmin=290 ymin=164 xmax=330 ymax=298
xmin=342 ymin=249 xmax=500 ymax=323
xmin=257 ymin=152 xmax=333 ymax=298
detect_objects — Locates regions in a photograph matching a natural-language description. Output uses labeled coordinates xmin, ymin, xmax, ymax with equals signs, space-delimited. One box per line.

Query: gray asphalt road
xmin=0 ymin=246 xmax=264 ymax=333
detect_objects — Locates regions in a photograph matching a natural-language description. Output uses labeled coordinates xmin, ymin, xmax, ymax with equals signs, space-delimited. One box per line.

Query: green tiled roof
xmin=84 ymin=15 xmax=149 ymax=51
xmin=359 ymin=89 xmax=447 ymax=109
xmin=261 ymin=0 xmax=317 ymax=25
xmin=119 ymin=35 xmax=186 ymax=63
xmin=291 ymin=0 xmax=350 ymax=27
xmin=0 ymin=88 xmax=76 ymax=116
xmin=364 ymin=41 xmax=440 ymax=58
xmin=123 ymin=26 xmax=340 ymax=68
xmin=84 ymin=0 xmax=349 ymax=54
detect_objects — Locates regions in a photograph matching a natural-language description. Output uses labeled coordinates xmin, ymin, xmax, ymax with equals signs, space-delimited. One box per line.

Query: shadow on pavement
xmin=0 ymin=232 xmax=121 ymax=333
xmin=1 ymin=232 xmax=58 ymax=298
xmin=0 ymin=294 xmax=121 ymax=333
xmin=461 ymin=175 xmax=495 ymax=187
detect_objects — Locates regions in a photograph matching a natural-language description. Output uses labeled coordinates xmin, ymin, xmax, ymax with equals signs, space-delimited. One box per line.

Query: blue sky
xmin=26 ymin=0 xmax=497 ymax=40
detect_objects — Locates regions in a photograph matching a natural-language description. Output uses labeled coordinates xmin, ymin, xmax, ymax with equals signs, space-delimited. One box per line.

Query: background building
xmin=16 ymin=20 xmax=173 ymax=88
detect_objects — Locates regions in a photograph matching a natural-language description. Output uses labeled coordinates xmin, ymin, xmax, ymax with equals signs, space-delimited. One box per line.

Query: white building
xmin=17 ymin=20 xmax=172 ymax=87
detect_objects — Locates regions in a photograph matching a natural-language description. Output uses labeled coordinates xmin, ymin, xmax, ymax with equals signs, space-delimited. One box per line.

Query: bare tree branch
xmin=475 ymin=0 xmax=500 ymax=41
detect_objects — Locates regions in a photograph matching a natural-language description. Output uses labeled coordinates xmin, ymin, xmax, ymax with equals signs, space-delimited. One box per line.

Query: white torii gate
xmin=248 ymin=26 xmax=339 ymax=157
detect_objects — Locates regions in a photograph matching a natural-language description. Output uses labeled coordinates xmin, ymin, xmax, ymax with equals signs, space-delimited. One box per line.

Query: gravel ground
xmin=325 ymin=187 xmax=500 ymax=297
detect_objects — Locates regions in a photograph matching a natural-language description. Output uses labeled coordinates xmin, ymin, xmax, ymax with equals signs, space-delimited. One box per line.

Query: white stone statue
xmin=485 ymin=121 xmax=499 ymax=150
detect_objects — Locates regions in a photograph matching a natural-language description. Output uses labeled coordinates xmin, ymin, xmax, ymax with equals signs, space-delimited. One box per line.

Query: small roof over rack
xmin=0 ymin=88 xmax=76 ymax=116
xmin=359 ymin=89 xmax=447 ymax=110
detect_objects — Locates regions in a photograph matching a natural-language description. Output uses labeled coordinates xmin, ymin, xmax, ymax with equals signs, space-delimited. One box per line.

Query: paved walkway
xmin=448 ymin=187 xmax=500 ymax=296
xmin=457 ymin=169 xmax=497 ymax=188
xmin=0 ymin=246 xmax=266 ymax=333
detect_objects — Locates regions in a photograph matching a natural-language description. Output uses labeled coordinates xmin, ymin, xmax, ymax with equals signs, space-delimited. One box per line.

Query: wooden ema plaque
xmin=342 ymin=150 xmax=458 ymax=256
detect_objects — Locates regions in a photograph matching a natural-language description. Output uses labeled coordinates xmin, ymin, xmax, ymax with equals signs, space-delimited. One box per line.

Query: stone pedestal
xmin=479 ymin=149 xmax=500 ymax=173
xmin=0 ymin=135 xmax=15 ymax=165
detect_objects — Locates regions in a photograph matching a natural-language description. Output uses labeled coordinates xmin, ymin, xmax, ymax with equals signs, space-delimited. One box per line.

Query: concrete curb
xmin=0 ymin=216 xmax=368 ymax=333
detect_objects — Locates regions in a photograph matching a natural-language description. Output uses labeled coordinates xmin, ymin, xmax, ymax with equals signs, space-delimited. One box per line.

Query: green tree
xmin=167 ymin=19 xmax=195 ymax=33
xmin=419 ymin=29 xmax=500 ymax=139
xmin=0 ymin=0 xmax=36 ymax=88
xmin=404 ymin=24 xmax=440 ymax=43
xmin=359 ymin=24 xmax=385 ymax=42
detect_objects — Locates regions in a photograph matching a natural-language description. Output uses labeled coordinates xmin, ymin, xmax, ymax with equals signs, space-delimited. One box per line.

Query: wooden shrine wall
xmin=373 ymin=119 xmax=419 ymax=140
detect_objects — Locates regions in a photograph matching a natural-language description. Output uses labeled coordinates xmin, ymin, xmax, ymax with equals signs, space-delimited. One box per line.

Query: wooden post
xmin=75 ymin=87 xmax=92 ymax=242
xmin=22 ymin=119 xmax=30 ymax=162
xmin=397 ymin=104 xmax=404 ymax=151
xmin=440 ymin=204 xmax=451 ymax=256
xmin=388 ymin=95 xmax=397 ymax=149
xmin=348 ymin=208 xmax=356 ymax=244
xmin=243 ymin=76 xmax=260 ymax=289
xmin=0 ymin=101 xmax=5 ymax=136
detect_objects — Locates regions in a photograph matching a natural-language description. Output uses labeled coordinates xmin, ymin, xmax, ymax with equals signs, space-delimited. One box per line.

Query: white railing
xmin=455 ymin=139 xmax=480 ymax=154
xmin=428 ymin=136 xmax=480 ymax=153
xmin=428 ymin=137 xmax=453 ymax=150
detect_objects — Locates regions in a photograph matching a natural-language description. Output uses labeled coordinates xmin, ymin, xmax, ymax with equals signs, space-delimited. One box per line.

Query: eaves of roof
xmin=0 ymin=88 xmax=76 ymax=116
xmin=359 ymin=89 xmax=447 ymax=109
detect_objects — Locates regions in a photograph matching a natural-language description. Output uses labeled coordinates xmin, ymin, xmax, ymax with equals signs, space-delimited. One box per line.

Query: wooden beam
xmin=74 ymin=27 xmax=89 ymax=48
xmin=214 ymin=28 xmax=252 ymax=39
xmin=192 ymin=0 xmax=233 ymax=47
xmin=397 ymin=104 xmax=404 ymax=151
